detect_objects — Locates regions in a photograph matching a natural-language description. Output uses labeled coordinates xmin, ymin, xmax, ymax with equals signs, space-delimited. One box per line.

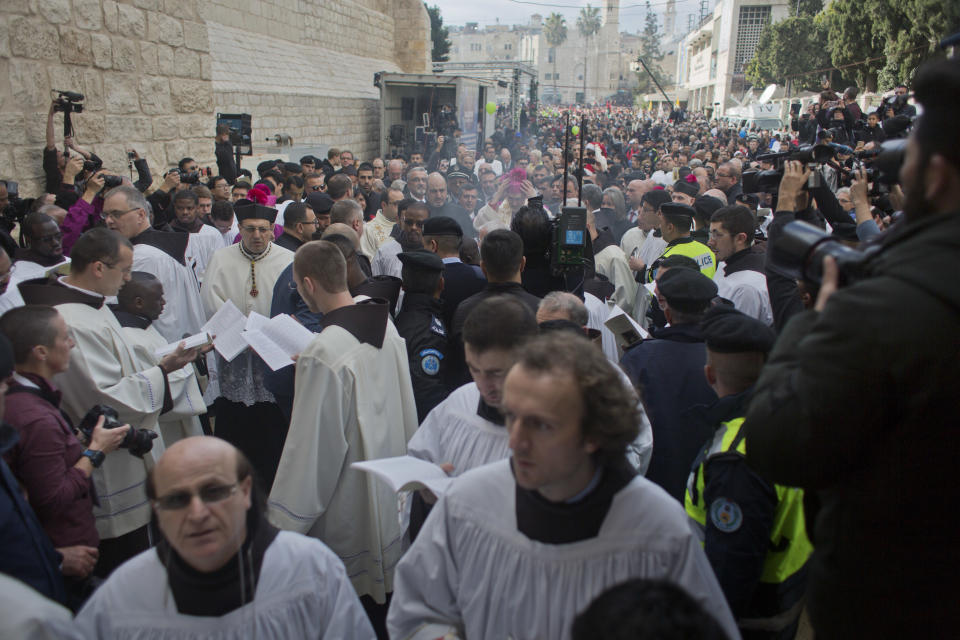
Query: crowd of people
xmin=0 ymin=54 xmax=957 ymax=640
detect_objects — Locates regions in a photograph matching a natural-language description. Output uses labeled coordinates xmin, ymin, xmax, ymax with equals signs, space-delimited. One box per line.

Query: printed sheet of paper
xmin=154 ymin=332 xmax=212 ymax=359
xmin=244 ymin=311 xmax=270 ymax=332
xmin=242 ymin=314 xmax=316 ymax=371
xmin=351 ymin=456 xmax=454 ymax=497
xmin=201 ymin=300 xmax=248 ymax=361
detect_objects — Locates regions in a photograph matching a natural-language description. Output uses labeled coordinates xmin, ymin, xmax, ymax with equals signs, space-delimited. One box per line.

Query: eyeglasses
xmin=308 ymin=184 xmax=324 ymax=191
xmin=708 ymin=230 xmax=730 ymax=239
xmin=241 ymin=226 xmax=273 ymax=234
xmin=101 ymin=207 xmax=140 ymax=220
xmin=153 ymin=483 xmax=239 ymax=511
xmin=300 ymin=219 xmax=319 ymax=226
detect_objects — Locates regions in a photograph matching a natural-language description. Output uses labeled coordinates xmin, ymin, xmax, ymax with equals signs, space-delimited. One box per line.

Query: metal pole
xmin=636 ymin=56 xmax=672 ymax=107
xmin=562 ymin=112 xmax=570 ymax=203
xmin=576 ymin=116 xmax=586 ymax=207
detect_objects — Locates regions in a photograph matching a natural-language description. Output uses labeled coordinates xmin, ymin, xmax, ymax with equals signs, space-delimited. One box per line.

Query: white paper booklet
xmin=201 ymin=299 xmax=248 ymax=362
xmin=351 ymin=456 xmax=454 ymax=497
xmin=241 ymin=313 xmax=315 ymax=371
xmin=154 ymin=331 xmax=212 ymax=358
xmin=605 ymin=303 xmax=651 ymax=349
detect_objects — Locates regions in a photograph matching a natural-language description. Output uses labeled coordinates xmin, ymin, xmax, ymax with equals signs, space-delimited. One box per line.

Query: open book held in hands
xmin=154 ymin=332 xmax=213 ymax=359
xmin=241 ymin=313 xmax=315 ymax=371
xmin=351 ymin=456 xmax=454 ymax=497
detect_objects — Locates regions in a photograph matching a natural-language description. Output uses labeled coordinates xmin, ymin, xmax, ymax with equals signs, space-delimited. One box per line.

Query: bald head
xmin=703 ymin=189 xmax=728 ymax=205
xmin=625 ymin=179 xmax=653 ymax=209
xmin=387 ymin=158 xmax=403 ymax=181
xmin=426 ymin=172 xmax=448 ymax=207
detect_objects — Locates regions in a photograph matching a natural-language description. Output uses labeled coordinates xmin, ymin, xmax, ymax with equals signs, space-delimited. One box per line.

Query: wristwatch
xmin=81 ymin=449 xmax=105 ymax=468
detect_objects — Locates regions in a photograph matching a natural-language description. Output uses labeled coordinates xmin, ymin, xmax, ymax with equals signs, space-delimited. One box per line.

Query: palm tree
xmin=576 ymin=4 xmax=602 ymax=104
xmin=543 ymin=13 xmax=568 ymax=104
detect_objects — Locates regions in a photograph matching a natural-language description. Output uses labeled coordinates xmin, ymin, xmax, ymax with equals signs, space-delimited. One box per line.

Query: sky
xmin=429 ymin=0 xmax=704 ymax=37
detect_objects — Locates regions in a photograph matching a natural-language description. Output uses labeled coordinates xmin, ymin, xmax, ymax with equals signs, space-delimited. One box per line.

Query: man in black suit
xmin=426 ymin=173 xmax=476 ymax=240
xmin=421 ymin=217 xmax=486 ymax=329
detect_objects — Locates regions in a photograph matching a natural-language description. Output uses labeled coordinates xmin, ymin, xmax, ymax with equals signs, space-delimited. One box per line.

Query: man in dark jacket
xmin=421 ymin=217 xmax=486 ymax=329
xmin=744 ymin=58 xmax=960 ymax=639
xmin=620 ymin=267 xmax=718 ymax=502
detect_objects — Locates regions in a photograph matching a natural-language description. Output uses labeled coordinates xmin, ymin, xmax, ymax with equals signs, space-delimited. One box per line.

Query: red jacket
xmin=3 ymin=373 xmax=98 ymax=548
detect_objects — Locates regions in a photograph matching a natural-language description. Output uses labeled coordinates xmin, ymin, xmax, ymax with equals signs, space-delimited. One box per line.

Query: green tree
xmin=576 ymin=4 xmax=602 ymax=102
xmin=637 ymin=1 xmax=666 ymax=94
xmin=425 ymin=3 xmax=451 ymax=62
xmin=745 ymin=14 xmax=832 ymax=92
xmin=543 ymin=13 xmax=568 ymax=104
xmin=795 ymin=0 xmax=823 ymax=17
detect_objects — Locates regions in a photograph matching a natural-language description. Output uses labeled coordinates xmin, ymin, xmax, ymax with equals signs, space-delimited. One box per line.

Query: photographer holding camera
xmin=743 ymin=58 xmax=960 ymax=638
xmin=0 ymin=306 xmax=131 ymax=602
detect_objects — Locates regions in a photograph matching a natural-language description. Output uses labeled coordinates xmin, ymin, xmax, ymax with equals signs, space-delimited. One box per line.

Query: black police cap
xmin=398 ymin=249 xmax=445 ymax=272
xmin=694 ymin=195 xmax=724 ymax=221
xmin=304 ymin=192 xmax=334 ymax=215
xmin=700 ymin=305 xmax=775 ymax=354
xmin=422 ymin=216 xmax=463 ymax=238
xmin=656 ymin=267 xmax=717 ymax=313
xmin=659 ymin=202 xmax=696 ymax=221
xmin=283 ymin=162 xmax=301 ymax=173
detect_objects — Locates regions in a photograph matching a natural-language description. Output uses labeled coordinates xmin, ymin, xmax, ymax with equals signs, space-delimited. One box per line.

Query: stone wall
xmin=0 ymin=0 xmax=430 ymax=197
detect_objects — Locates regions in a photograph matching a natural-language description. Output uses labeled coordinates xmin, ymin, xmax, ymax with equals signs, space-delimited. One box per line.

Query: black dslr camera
xmin=742 ymin=144 xmax=835 ymax=194
xmin=177 ymin=169 xmax=200 ymax=184
xmin=768 ymin=220 xmax=882 ymax=287
xmin=77 ymin=404 xmax=158 ymax=458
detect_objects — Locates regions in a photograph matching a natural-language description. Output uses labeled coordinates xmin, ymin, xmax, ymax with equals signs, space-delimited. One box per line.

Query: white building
xmin=675 ymin=0 xmax=792 ymax=114
xmin=448 ymin=2 xmax=636 ymax=105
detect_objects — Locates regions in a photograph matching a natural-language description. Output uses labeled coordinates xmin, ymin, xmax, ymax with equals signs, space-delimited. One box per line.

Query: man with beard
xmin=372 ymin=200 xmax=428 ymax=279
xmin=744 ymin=59 xmax=960 ymax=639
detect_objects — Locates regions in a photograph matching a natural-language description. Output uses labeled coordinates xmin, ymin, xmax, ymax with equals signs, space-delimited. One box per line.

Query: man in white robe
xmin=75 ymin=437 xmax=375 ymax=639
xmin=17 ymin=228 xmax=205 ymax=575
xmin=169 ymin=189 xmax=223 ymax=284
xmin=372 ymin=200 xmax=429 ymax=279
xmin=102 ymin=185 xmax=206 ymax=343
xmin=589 ymin=209 xmax=638 ymax=313
xmin=111 ymin=273 xmax=205 ymax=449
xmin=361 ymin=187 xmax=402 ymax=258
xmin=202 ymin=201 xmax=293 ymax=489
xmin=268 ymin=241 xmax=418 ymax=632
xmin=388 ymin=333 xmax=740 ymax=640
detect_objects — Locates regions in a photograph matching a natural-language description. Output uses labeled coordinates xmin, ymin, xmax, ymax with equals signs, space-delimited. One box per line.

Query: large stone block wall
xmin=0 ymin=0 xmax=430 ymax=197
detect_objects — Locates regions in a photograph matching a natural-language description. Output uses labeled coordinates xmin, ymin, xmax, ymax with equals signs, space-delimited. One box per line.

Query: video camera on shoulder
xmin=551 ymin=204 xmax=587 ymax=274
xmin=77 ymin=404 xmax=158 ymax=458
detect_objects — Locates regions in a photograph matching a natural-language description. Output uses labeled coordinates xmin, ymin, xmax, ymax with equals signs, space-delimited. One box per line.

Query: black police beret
xmin=659 ymin=202 xmax=696 ymax=220
xmin=398 ymin=249 xmax=445 ymax=272
xmin=299 ymin=155 xmax=316 ymax=165
xmin=304 ymin=192 xmax=334 ymax=215
xmin=657 ymin=267 xmax=717 ymax=313
xmin=641 ymin=189 xmax=671 ymax=211
xmin=694 ymin=195 xmax=724 ymax=221
xmin=422 ymin=216 xmax=463 ymax=237
xmin=234 ymin=201 xmax=278 ymax=224
xmin=283 ymin=162 xmax=301 ymax=173
xmin=700 ymin=305 xmax=775 ymax=353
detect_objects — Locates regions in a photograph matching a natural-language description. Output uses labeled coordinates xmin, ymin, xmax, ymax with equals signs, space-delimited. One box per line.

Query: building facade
xmin=1 ymin=0 xmax=430 ymax=198
xmin=675 ymin=0 xmax=791 ymax=113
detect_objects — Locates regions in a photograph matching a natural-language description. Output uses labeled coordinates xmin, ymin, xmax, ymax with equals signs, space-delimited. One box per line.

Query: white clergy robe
xmin=132 ymin=243 xmax=206 ymax=344
xmin=371 ymin=238 xmax=402 ymax=279
xmin=202 ymin=243 xmax=293 ymax=318
xmin=713 ymin=263 xmax=774 ymax=326
xmin=51 ymin=298 xmax=166 ymax=539
xmin=74 ymin=531 xmax=376 ymax=640
xmin=360 ymin=211 xmax=397 ymax=259
xmin=0 ymin=573 xmax=82 ymax=640
xmin=268 ymin=304 xmax=419 ymax=604
xmin=184 ymin=225 xmax=224 ymax=283
xmin=387 ymin=459 xmax=741 ymax=640
xmin=594 ymin=243 xmax=639 ymax=313
xmin=407 ymin=382 xmax=509 ymax=475
xmin=119 ymin=323 xmax=205 ymax=448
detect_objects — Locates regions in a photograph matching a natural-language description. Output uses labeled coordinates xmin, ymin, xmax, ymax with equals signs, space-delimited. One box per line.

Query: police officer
xmin=685 ymin=306 xmax=811 ymax=640
xmin=396 ymin=250 xmax=449 ymax=422
xmin=645 ymin=202 xmax=716 ymax=282
xmin=620 ymin=267 xmax=719 ymax=502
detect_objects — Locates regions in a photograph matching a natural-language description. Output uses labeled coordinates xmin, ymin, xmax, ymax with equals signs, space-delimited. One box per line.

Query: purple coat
xmin=3 ymin=373 xmax=98 ymax=548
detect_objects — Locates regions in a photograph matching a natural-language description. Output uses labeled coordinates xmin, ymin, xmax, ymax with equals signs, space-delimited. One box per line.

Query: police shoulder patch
xmin=430 ymin=316 xmax=446 ymax=337
xmin=419 ymin=348 xmax=443 ymax=376
xmin=709 ymin=497 xmax=743 ymax=533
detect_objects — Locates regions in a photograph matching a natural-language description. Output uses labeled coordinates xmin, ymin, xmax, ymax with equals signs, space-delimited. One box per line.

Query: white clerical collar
xmin=59 ymin=278 xmax=105 ymax=301
xmin=11 ymin=372 xmax=39 ymax=390
xmin=441 ymin=257 xmax=462 ymax=264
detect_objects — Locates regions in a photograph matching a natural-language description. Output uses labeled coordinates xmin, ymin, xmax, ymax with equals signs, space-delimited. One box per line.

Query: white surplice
xmin=74 ymin=531 xmax=376 ymax=640
xmin=132 ymin=243 xmax=206 ymax=344
xmin=268 ymin=318 xmax=419 ymax=604
xmin=387 ymin=459 xmax=741 ymax=640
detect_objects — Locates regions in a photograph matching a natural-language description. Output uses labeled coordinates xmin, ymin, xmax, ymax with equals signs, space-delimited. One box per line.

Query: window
xmin=505 ymin=43 xmax=513 ymax=50
xmin=734 ymin=6 xmax=771 ymax=73
xmin=548 ymin=47 xmax=555 ymax=63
